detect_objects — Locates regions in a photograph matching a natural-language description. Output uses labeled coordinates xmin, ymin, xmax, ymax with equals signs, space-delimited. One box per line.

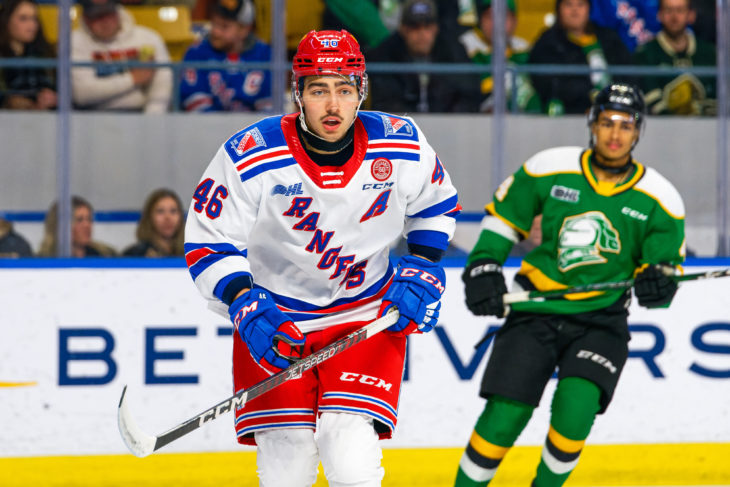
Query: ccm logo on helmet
xmin=317 ymin=57 xmax=343 ymax=63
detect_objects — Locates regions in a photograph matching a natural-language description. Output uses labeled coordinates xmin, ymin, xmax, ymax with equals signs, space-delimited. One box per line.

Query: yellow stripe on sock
xmin=548 ymin=425 xmax=585 ymax=453
xmin=469 ymin=431 xmax=510 ymax=460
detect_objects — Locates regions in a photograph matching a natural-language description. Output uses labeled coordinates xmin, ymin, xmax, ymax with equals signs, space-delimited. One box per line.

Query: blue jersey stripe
xmin=185 ymin=242 xmax=248 ymax=280
xmin=364 ymin=151 xmax=419 ymax=162
xmin=264 ymin=265 xmax=394 ymax=316
xmin=239 ymin=158 xmax=297 ymax=182
xmin=411 ymin=194 xmax=459 ymax=218
xmin=407 ymin=230 xmax=450 ymax=250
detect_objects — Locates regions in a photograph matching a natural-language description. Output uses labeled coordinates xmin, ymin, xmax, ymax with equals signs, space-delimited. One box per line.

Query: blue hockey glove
xmin=379 ymin=255 xmax=446 ymax=335
xmin=229 ymin=289 xmax=305 ymax=374
xmin=634 ymin=264 xmax=678 ymax=308
xmin=461 ymin=259 xmax=508 ymax=317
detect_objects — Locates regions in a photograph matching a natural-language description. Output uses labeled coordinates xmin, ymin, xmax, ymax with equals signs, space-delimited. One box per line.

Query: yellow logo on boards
xmin=0 ymin=381 xmax=37 ymax=388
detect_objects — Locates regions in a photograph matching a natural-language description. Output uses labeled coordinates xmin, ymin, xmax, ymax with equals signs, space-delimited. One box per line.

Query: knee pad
xmin=316 ymin=412 xmax=385 ymax=487
xmin=255 ymin=428 xmax=319 ymax=487
xmin=550 ymin=377 xmax=602 ymax=440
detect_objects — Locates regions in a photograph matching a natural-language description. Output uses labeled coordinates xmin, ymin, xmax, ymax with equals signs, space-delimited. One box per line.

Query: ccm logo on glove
xmin=232 ymin=297 xmax=262 ymax=328
xmin=399 ymin=268 xmax=445 ymax=293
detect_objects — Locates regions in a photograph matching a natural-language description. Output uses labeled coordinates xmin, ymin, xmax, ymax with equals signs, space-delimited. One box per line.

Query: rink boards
xmin=1 ymin=259 xmax=729 ymax=485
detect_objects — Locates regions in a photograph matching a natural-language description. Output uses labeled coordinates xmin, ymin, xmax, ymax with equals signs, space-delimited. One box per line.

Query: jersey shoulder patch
xmin=634 ymin=167 xmax=685 ymax=219
xmin=358 ymin=110 xmax=420 ymax=142
xmin=523 ymin=146 xmax=584 ymax=177
xmin=224 ymin=115 xmax=286 ymax=162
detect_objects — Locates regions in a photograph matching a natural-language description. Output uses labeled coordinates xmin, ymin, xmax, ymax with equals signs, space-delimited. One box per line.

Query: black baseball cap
xmin=214 ymin=0 xmax=255 ymax=25
xmin=78 ymin=0 xmax=118 ymax=18
xmin=401 ymin=0 xmax=437 ymax=26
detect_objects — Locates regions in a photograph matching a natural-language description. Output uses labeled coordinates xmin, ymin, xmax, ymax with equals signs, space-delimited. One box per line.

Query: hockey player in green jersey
xmin=454 ymin=83 xmax=685 ymax=487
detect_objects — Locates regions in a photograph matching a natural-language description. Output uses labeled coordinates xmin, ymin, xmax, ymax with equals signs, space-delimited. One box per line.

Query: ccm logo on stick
xmin=339 ymin=372 xmax=392 ymax=391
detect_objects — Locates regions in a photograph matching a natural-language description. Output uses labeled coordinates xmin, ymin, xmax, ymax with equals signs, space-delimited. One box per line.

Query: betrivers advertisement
xmin=1 ymin=264 xmax=728 ymax=457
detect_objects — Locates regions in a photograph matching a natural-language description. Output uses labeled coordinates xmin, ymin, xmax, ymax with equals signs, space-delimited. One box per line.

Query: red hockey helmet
xmin=291 ymin=30 xmax=368 ymax=101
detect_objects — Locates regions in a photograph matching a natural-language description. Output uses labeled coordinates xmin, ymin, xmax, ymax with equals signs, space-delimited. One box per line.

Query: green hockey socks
xmin=455 ymin=395 xmax=534 ymax=486
xmin=533 ymin=377 xmax=602 ymax=487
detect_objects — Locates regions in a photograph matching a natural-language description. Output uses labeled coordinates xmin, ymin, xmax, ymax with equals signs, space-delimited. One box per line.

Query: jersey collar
xmin=281 ymin=113 xmax=368 ymax=189
xmin=581 ymin=149 xmax=645 ymax=197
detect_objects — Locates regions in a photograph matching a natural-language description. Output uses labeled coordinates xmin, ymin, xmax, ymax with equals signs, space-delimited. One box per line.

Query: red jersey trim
xmin=280 ymin=113 xmax=368 ymax=189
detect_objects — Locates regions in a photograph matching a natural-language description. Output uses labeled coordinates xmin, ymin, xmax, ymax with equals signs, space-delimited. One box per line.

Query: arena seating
xmin=513 ymin=0 xmax=554 ymax=46
xmin=37 ymin=4 xmax=196 ymax=61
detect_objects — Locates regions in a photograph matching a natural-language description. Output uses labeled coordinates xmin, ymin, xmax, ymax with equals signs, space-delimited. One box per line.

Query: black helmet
xmin=588 ymin=83 xmax=646 ymax=129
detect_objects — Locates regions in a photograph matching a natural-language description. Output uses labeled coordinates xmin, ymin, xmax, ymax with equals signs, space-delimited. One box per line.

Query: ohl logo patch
xmin=371 ymin=158 xmax=392 ymax=181
xmin=382 ymin=115 xmax=413 ymax=136
xmin=234 ymin=127 xmax=266 ymax=156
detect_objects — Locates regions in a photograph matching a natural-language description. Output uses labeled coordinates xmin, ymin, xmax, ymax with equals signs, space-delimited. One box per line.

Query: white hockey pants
xmin=255 ymin=412 xmax=385 ymax=487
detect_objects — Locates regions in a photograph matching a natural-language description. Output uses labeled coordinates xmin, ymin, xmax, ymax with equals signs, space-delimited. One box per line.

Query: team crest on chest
xmin=371 ymin=158 xmax=392 ymax=181
xmin=557 ymin=211 xmax=621 ymax=271
xmin=381 ymin=115 xmax=413 ymax=136
xmin=233 ymin=127 xmax=266 ymax=156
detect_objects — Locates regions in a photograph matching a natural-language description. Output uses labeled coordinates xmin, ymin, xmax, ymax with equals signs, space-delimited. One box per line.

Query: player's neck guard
xmin=590 ymin=152 xmax=634 ymax=174
xmin=296 ymin=116 xmax=355 ymax=153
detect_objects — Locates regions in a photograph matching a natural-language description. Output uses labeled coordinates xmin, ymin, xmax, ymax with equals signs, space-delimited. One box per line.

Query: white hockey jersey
xmin=184 ymin=111 xmax=460 ymax=332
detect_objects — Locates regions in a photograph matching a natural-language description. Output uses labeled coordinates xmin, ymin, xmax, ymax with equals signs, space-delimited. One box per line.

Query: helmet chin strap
xmin=591 ymin=155 xmax=634 ymax=174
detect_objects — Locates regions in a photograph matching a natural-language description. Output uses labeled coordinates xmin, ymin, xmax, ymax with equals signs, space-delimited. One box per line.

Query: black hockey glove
xmin=461 ymin=259 xmax=508 ymax=317
xmin=633 ymin=264 xmax=678 ymax=308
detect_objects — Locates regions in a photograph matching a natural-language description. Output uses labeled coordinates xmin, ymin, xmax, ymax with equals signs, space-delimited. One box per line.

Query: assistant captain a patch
xmin=381 ymin=115 xmax=413 ymax=137
xmin=232 ymin=127 xmax=266 ymax=156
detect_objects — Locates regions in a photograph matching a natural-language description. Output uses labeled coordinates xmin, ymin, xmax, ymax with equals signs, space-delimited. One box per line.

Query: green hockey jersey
xmin=468 ymin=146 xmax=686 ymax=314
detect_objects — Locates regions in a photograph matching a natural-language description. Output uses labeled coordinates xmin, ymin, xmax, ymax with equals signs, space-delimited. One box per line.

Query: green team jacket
xmin=468 ymin=146 xmax=686 ymax=314
xmin=458 ymin=28 xmax=541 ymax=113
xmin=632 ymin=30 xmax=716 ymax=114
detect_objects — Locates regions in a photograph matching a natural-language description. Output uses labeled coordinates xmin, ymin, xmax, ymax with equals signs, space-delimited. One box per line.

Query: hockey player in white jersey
xmin=184 ymin=29 xmax=460 ymax=486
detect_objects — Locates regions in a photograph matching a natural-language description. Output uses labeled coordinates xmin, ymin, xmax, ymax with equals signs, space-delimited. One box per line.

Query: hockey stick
xmin=502 ymin=267 xmax=730 ymax=305
xmin=472 ymin=267 xmax=730 ymax=349
xmin=118 ymin=307 xmax=400 ymax=458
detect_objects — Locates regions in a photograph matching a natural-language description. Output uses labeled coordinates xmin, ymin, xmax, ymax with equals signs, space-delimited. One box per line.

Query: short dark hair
xmin=659 ymin=0 xmax=694 ymax=10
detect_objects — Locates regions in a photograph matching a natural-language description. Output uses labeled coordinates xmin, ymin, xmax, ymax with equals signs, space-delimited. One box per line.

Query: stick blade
xmin=117 ymin=385 xmax=156 ymax=457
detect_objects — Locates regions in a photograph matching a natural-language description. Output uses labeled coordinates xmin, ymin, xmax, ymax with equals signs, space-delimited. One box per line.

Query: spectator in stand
xmin=38 ymin=196 xmax=118 ymax=257
xmin=0 ymin=0 xmax=57 ymax=110
xmin=459 ymin=0 xmax=541 ymax=113
xmin=322 ymin=0 xmax=466 ymax=51
xmin=529 ymin=0 xmax=633 ymax=115
xmin=633 ymin=0 xmax=715 ymax=115
xmin=0 ymin=217 xmax=33 ymax=257
xmin=122 ymin=188 xmax=184 ymax=257
xmin=179 ymin=0 xmax=272 ymax=112
xmin=590 ymin=0 xmax=661 ymax=52
xmin=367 ymin=0 xmax=481 ymax=113
xmin=71 ymin=0 xmax=172 ymax=112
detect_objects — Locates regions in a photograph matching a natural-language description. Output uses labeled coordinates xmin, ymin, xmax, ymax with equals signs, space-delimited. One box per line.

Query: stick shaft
xmin=502 ymin=268 xmax=730 ymax=304
xmin=119 ymin=309 xmax=399 ymax=456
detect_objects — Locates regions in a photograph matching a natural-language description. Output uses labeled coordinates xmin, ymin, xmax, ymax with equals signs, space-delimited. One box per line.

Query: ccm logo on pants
xmin=340 ymin=372 xmax=392 ymax=391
